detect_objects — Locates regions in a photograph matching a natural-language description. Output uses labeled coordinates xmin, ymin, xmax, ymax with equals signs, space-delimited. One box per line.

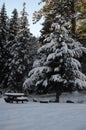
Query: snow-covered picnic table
xmin=4 ymin=93 xmax=28 ymax=103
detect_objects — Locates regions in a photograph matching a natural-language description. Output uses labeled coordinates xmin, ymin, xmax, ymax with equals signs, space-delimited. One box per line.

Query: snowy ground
xmin=0 ymin=96 xmax=86 ymax=130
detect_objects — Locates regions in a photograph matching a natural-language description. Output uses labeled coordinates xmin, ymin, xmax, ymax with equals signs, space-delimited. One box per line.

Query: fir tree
xmin=7 ymin=8 xmax=19 ymax=91
xmin=8 ymin=9 xmax=19 ymax=46
xmin=9 ymin=3 xmax=32 ymax=92
xmin=23 ymin=0 xmax=86 ymax=101
xmin=0 ymin=3 xmax=9 ymax=90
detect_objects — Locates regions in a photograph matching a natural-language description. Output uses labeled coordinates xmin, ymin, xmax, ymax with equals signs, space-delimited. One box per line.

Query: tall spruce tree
xmin=0 ymin=3 xmax=9 ymax=90
xmin=9 ymin=3 xmax=32 ymax=92
xmin=23 ymin=0 xmax=86 ymax=101
xmin=7 ymin=9 xmax=19 ymax=91
xmin=8 ymin=9 xmax=19 ymax=50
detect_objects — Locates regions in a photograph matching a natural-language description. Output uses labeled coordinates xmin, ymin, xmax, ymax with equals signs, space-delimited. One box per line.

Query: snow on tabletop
xmin=5 ymin=93 xmax=25 ymax=96
xmin=0 ymin=97 xmax=86 ymax=130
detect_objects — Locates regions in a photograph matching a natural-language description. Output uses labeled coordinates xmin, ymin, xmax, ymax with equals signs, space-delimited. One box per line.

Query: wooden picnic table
xmin=4 ymin=93 xmax=28 ymax=103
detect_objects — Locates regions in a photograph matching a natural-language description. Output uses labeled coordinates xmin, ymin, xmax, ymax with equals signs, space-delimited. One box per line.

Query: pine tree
xmin=23 ymin=0 xmax=86 ymax=101
xmin=7 ymin=9 xmax=19 ymax=91
xmin=0 ymin=3 xmax=9 ymax=90
xmin=8 ymin=9 xmax=19 ymax=48
xmin=8 ymin=3 xmax=32 ymax=92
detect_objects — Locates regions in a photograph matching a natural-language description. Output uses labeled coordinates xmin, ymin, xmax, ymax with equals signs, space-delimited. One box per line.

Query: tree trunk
xmin=55 ymin=91 xmax=60 ymax=102
xmin=71 ymin=18 xmax=76 ymax=35
xmin=71 ymin=0 xmax=76 ymax=35
xmin=55 ymin=85 xmax=62 ymax=102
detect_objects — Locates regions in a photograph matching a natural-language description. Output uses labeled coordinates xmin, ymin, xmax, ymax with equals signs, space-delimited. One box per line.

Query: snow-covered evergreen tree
xmin=23 ymin=0 xmax=86 ymax=101
xmin=0 ymin=3 xmax=38 ymax=92
xmin=7 ymin=3 xmax=33 ymax=92
xmin=7 ymin=8 xmax=19 ymax=91
xmin=8 ymin=9 xmax=19 ymax=51
xmin=0 ymin=3 xmax=9 ymax=90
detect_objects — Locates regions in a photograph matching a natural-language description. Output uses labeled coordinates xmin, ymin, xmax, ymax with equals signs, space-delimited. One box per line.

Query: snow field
xmin=0 ymin=98 xmax=86 ymax=130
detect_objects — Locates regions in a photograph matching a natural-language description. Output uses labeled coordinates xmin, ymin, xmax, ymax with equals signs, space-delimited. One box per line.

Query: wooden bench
xmin=14 ymin=97 xmax=28 ymax=103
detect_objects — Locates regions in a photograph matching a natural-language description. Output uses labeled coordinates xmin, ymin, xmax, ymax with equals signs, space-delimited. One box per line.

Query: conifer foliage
xmin=7 ymin=8 xmax=19 ymax=91
xmin=10 ymin=3 xmax=32 ymax=91
xmin=23 ymin=0 xmax=86 ymax=101
xmin=0 ymin=3 xmax=36 ymax=92
xmin=0 ymin=3 xmax=9 ymax=89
